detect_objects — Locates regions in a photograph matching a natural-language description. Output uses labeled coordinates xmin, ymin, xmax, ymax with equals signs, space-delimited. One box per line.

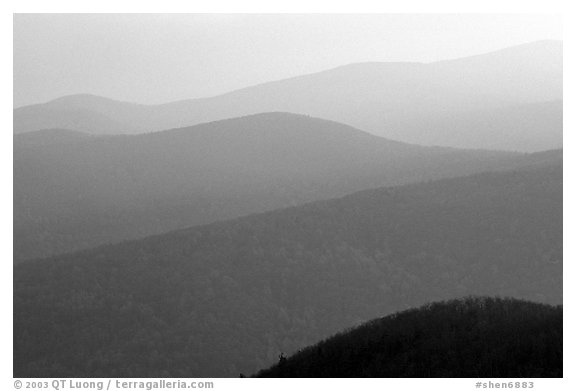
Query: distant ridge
xmin=14 ymin=112 xmax=521 ymax=260
xmin=14 ymin=41 xmax=562 ymax=151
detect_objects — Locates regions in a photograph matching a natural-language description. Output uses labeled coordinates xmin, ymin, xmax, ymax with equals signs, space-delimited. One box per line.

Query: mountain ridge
xmin=20 ymin=40 xmax=561 ymax=109
xmin=23 ymin=148 xmax=562 ymax=264
xmin=255 ymin=296 xmax=562 ymax=378
xmin=15 ymin=154 xmax=562 ymax=377
xmin=14 ymin=41 xmax=562 ymax=151
xmin=15 ymin=112 xmax=525 ymax=261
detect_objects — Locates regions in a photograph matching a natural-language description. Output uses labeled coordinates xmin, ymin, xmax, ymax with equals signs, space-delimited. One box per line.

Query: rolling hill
xmin=14 ymin=112 xmax=521 ymax=261
xmin=255 ymin=297 xmax=562 ymax=378
xmin=14 ymin=152 xmax=562 ymax=377
xmin=14 ymin=41 xmax=562 ymax=151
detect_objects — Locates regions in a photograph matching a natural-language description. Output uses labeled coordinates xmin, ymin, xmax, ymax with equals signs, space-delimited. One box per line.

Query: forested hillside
xmin=14 ymin=154 xmax=562 ymax=377
xmin=256 ymin=297 xmax=562 ymax=377
xmin=14 ymin=112 xmax=519 ymax=260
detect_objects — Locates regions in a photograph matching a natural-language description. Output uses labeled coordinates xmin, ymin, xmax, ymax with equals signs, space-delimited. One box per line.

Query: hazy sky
xmin=13 ymin=14 xmax=562 ymax=107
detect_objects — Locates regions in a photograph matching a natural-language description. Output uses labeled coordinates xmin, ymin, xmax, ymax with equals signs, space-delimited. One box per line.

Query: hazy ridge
xmin=14 ymin=113 xmax=522 ymax=261
xmin=14 ymin=41 xmax=562 ymax=151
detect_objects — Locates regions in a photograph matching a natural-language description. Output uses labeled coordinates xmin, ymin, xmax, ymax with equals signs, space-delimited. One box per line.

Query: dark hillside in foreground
xmin=14 ymin=153 xmax=561 ymax=377
xmin=256 ymin=297 xmax=562 ymax=378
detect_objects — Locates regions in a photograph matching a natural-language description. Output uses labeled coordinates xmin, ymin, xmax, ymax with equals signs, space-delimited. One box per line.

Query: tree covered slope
xmin=14 ymin=112 xmax=519 ymax=260
xmin=14 ymin=153 xmax=561 ymax=377
xmin=256 ymin=297 xmax=562 ymax=378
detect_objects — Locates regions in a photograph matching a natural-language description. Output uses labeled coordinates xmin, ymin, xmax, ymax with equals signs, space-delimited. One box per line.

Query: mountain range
xmin=14 ymin=41 xmax=562 ymax=151
xmin=14 ymin=152 xmax=562 ymax=377
xmin=13 ymin=38 xmax=563 ymax=379
xmin=15 ymin=112 xmax=526 ymax=261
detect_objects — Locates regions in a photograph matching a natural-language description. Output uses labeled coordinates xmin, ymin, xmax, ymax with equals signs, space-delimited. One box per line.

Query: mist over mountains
xmin=15 ymin=154 xmax=561 ymax=377
xmin=14 ymin=41 xmax=562 ymax=151
xmin=13 ymin=34 xmax=563 ymax=379
xmin=15 ymin=112 xmax=525 ymax=261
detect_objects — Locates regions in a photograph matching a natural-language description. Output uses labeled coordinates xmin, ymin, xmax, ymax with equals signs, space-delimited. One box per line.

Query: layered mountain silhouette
xmin=15 ymin=113 xmax=524 ymax=261
xmin=14 ymin=41 xmax=562 ymax=151
xmin=14 ymin=153 xmax=562 ymax=377
xmin=255 ymin=297 xmax=562 ymax=378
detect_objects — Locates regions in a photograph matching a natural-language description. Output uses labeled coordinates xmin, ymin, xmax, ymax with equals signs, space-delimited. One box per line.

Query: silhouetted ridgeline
xmin=255 ymin=297 xmax=562 ymax=378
